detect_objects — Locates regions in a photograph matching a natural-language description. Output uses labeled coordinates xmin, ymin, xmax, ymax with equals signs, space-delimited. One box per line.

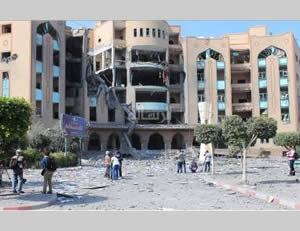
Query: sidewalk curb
xmin=0 ymin=193 xmax=57 ymax=211
xmin=202 ymin=177 xmax=300 ymax=210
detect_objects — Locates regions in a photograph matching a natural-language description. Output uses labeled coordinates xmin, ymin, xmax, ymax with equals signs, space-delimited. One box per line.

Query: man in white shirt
xmin=111 ymin=154 xmax=120 ymax=180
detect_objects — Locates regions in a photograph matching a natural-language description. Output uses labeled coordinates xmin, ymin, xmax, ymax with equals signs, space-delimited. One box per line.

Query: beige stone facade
xmin=1 ymin=21 xmax=300 ymax=156
xmin=0 ymin=21 xmax=66 ymax=129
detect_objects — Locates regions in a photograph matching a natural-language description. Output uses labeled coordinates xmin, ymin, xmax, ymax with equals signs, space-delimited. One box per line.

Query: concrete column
xmin=102 ymin=52 xmax=105 ymax=70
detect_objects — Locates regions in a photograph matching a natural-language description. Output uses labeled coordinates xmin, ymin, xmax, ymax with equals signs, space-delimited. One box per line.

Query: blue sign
xmin=61 ymin=114 xmax=86 ymax=137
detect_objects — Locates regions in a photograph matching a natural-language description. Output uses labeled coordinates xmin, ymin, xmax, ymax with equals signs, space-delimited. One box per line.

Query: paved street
xmin=1 ymin=155 xmax=293 ymax=210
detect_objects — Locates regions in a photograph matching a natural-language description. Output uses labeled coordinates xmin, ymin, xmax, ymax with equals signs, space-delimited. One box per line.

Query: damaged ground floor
xmin=84 ymin=124 xmax=195 ymax=154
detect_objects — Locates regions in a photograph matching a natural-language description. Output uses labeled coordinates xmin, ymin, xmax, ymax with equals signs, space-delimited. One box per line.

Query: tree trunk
xmin=211 ymin=144 xmax=215 ymax=175
xmin=242 ymin=148 xmax=247 ymax=184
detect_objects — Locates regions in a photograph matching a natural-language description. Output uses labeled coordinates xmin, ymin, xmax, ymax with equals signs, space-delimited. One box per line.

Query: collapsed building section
xmin=83 ymin=21 xmax=192 ymax=156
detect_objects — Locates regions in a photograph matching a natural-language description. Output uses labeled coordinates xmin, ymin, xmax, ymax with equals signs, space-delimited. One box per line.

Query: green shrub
xmin=50 ymin=152 xmax=78 ymax=168
xmin=23 ymin=148 xmax=43 ymax=164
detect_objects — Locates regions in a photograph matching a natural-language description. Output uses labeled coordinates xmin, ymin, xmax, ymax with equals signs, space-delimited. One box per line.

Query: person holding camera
xmin=9 ymin=149 xmax=26 ymax=194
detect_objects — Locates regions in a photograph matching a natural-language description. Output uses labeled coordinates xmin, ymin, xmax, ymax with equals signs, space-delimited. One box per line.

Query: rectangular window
xmin=53 ymin=103 xmax=59 ymax=119
xmin=162 ymin=30 xmax=165 ymax=39
xmin=36 ymin=101 xmax=42 ymax=116
xmin=152 ymin=28 xmax=156 ymax=37
xmin=158 ymin=29 xmax=161 ymax=38
xmin=140 ymin=28 xmax=143 ymax=37
xmin=36 ymin=45 xmax=42 ymax=61
xmin=53 ymin=78 xmax=59 ymax=92
xmin=108 ymin=109 xmax=115 ymax=122
xmin=1 ymin=52 xmax=11 ymax=59
xmin=2 ymin=72 xmax=9 ymax=97
xmin=133 ymin=28 xmax=137 ymax=37
xmin=146 ymin=28 xmax=150 ymax=37
xmin=2 ymin=24 xmax=11 ymax=33
xmin=36 ymin=73 xmax=42 ymax=89
xmin=53 ymin=50 xmax=59 ymax=66
xmin=89 ymin=107 xmax=96 ymax=121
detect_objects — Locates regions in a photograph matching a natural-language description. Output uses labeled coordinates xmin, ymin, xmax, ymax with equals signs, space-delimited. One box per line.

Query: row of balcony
xmin=36 ymin=61 xmax=60 ymax=77
xmin=198 ymin=80 xmax=225 ymax=90
xmin=197 ymin=61 xmax=225 ymax=70
xmin=35 ymin=89 xmax=60 ymax=103
xmin=197 ymin=78 xmax=288 ymax=91
xmin=36 ymin=34 xmax=60 ymax=51
xmin=196 ymin=57 xmax=288 ymax=72
xmin=259 ymin=77 xmax=288 ymax=88
xmin=258 ymin=58 xmax=287 ymax=67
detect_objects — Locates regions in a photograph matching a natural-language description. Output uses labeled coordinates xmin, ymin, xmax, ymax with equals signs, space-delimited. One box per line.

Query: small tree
xmin=273 ymin=132 xmax=300 ymax=150
xmin=27 ymin=122 xmax=64 ymax=152
xmin=222 ymin=115 xmax=277 ymax=184
xmin=0 ymin=97 xmax=32 ymax=156
xmin=194 ymin=124 xmax=223 ymax=175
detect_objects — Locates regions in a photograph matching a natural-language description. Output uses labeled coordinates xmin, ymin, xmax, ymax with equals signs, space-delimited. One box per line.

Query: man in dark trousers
xmin=10 ymin=149 xmax=25 ymax=193
xmin=115 ymin=151 xmax=123 ymax=179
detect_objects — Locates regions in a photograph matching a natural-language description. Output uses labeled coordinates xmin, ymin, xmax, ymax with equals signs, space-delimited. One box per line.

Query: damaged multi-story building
xmin=1 ymin=20 xmax=300 ymax=156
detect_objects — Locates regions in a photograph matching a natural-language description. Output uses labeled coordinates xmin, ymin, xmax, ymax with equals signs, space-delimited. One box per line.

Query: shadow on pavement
xmin=223 ymin=171 xmax=257 ymax=175
xmin=257 ymin=179 xmax=300 ymax=185
xmin=55 ymin=194 xmax=108 ymax=208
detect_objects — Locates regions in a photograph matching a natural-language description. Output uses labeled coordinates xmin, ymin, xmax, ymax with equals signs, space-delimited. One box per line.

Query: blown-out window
xmin=2 ymin=72 xmax=9 ymax=97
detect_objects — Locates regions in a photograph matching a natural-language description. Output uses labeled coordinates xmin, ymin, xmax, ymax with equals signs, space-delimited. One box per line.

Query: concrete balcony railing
xmin=168 ymin=44 xmax=182 ymax=52
xmin=136 ymin=102 xmax=168 ymax=112
xmin=169 ymin=84 xmax=182 ymax=91
xmin=168 ymin=63 xmax=183 ymax=72
xmin=232 ymin=102 xmax=252 ymax=112
xmin=231 ymin=83 xmax=252 ymax=92
xmin=114 ymin=59 xmax=126 ymax=68
xmin=231 ymin=63 xmax=250 ymax=72
xmin=114 ymin=39 xmax=126 ymax=49
xmin=170 ymin=103 xmax=184 ymax=112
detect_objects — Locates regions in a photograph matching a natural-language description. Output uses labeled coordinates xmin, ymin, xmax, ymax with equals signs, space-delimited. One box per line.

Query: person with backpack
xmin=9 ymin=149 xmax=26 ymax=193
xmin=287 ymin=147 xmax=296 ymax=176
xmin=40 ymin=151 xmax=57 ymax=194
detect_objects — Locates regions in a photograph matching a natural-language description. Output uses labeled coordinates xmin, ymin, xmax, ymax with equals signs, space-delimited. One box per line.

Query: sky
xmin=66 ymin=20 xmax=300 ymax=45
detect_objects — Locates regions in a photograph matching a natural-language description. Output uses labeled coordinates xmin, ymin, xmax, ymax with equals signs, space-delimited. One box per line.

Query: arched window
xmin=257 ymin=46 xmax=289 ymax=121
xmin=196 ymin=49 xmax=225 ymax=123
xmin=107 ymin=133 xmax=120 ymax=150
xmin=148 ymin=133 xmax=164 ymax=150
xmin=88 ymin=133 xmax=101 ymax=151
xmin=171 ymin=133 xmax=186 ymax=149
xmin=130 ymin=133 xmax=141 ymax=150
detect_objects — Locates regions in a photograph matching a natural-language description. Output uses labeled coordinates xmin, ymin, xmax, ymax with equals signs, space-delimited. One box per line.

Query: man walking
xmin=40 ymin=151 xmax=57 ymax=194
xmin=204 ymin=150 xmax=211 ymax=173
xmin=10 ymin=149 xmax=25 ymax=193
xmin=287 ymin=147 xmax=296 ymax=176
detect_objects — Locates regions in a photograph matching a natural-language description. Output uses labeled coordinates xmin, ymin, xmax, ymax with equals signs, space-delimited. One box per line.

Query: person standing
xmin=287 ymin=147 xmax=296 ymax=176
xmin=181 ymin=150 xmax=186 ymax=173
xmin=40 ymin=151 xmax=57 ymax=194
xmin=204 ymin=150 xmax=212 ymax=173
xmin=175 ymin=151 xmax=182 ymax=173
xmin=104 ymin=151 xmax=112 ymax=179
xmin=115 ymin=151 xmax=123 ymax=179
xmin=111 ymin=154 xmax=120 ymax=180
xmin=9 ymin=149 xmax=25 ymax=193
